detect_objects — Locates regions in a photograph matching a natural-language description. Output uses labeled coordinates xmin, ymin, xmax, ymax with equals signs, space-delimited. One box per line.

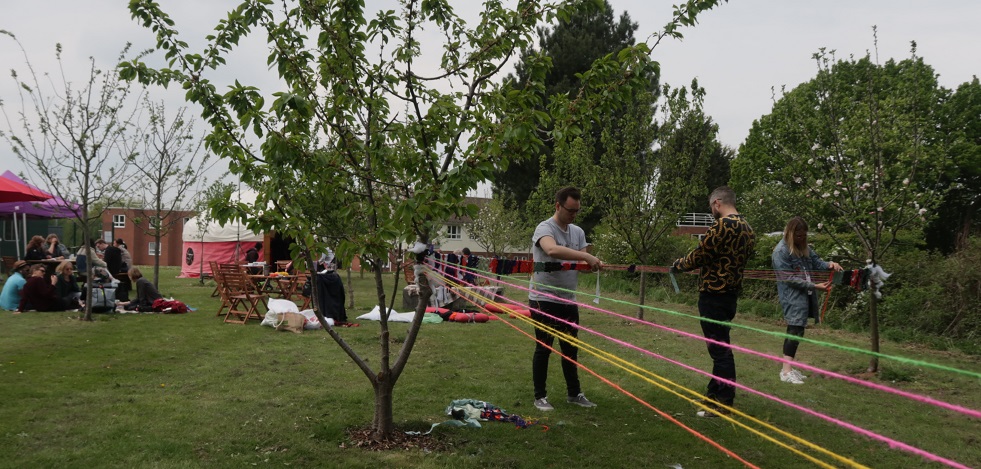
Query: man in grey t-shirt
xmin=529 ymin=186 xmax=602 ymax=412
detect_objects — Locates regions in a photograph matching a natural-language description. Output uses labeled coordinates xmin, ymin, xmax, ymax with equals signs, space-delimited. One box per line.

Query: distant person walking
xmin=672 ymin=186 xmax=755 ymax=417
xmin=772 ymin=217 xmax=842 ymax=384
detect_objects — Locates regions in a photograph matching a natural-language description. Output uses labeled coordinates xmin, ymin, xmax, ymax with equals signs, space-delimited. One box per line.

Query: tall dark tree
xmin=494 ymin=0 xmax=646 ymax=235
xmin=928 ymin=77 xmax=981 ymax=252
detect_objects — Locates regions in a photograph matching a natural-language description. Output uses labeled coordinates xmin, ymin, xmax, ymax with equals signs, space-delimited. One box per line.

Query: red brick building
xmin=101 ymin=208 xmax=196 ymax=267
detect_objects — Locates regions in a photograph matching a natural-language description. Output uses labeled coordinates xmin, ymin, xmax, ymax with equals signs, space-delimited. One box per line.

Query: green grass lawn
xmin=1 ymin=267 xmax=978 ymax=468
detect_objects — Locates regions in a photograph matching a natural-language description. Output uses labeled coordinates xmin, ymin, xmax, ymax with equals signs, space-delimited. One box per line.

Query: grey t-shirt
xmin=529 ymin=217 xmax=588 ymax=302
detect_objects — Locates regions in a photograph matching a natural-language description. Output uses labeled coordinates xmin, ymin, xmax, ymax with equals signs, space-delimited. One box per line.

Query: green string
xmin=462 ymin=263 xmax=981 ymax=380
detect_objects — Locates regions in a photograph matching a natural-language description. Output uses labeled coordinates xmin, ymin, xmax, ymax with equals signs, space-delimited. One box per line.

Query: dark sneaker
xmin=567 ymin=393 xmax=597 ymax=408
xmin=534 ymin=397 xmax=554 ymax=411
xmin=696 ymin=400 xmax=731 ymax=418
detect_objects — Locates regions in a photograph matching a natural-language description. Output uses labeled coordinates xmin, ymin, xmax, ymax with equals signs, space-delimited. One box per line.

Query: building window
xmin=149 ymin=216 xmax=161 ymax=230
xmin=446 ymin=224 xmax=461 ymax=240
xmin=113 ymin=214 xmax=126 ymax=228
xmin=148 ymin=242 xmax=158 ymax=256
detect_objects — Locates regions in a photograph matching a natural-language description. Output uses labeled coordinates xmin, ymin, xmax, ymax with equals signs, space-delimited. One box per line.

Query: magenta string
xmin=428 ymin=260 xmax=976 ymax=467
xmin=433 ymin=260 xmax=980 ymax=420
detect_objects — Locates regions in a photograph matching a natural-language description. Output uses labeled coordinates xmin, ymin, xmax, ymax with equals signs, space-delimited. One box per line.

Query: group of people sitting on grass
xmin=2 ymin=259 xmax=166 ymax=313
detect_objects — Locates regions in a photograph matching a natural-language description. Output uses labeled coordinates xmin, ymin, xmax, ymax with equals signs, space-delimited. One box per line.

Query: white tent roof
xmin=182 ymin=216 xmax=263 ymax=242
xmin=182 ymin=188 xmax=263 ymax=242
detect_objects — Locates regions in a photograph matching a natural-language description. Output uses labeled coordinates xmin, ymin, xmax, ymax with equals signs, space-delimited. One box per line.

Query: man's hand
xmin=585 ymin=254 xmax=602 ymax=271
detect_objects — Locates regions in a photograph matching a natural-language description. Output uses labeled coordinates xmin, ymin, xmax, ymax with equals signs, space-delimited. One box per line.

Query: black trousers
xmin=698 ymin=291 xmax=739 ymax=406
xmin=530 ymin=300 xmax=581 ymax=400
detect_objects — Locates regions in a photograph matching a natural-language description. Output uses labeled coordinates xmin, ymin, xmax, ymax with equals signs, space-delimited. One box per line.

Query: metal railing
xmin=676 ymin=213 xmax=714 ymax=227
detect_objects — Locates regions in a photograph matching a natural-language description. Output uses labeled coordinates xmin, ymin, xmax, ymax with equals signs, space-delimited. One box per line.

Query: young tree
xmin=125 ymin=0 xmax=726 ymax=440
xmin=0 ymin=32 xmax=139 ymax=321
xmin=732 ymin=35 xmax=947 ymax=372
xmin=495 ymin=0 xmax=647 ymax=236
xmin=591 ymin=81 xmax=716 ymax=319
xmin=466 ymin=198 xmax=529 ymax=258
xmin=127 ymin=97 xmax=215 ymax=286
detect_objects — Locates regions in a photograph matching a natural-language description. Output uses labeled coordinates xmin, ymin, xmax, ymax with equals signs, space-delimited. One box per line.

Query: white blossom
xmin=903 ymin=178 xmax=910 ymax=186
xmin=878 ymin=207 xmax=884 ymax=212
xmin=794 ymin=177 xmax=802 ymax=184
xmin=833 ymin=190 xmax=840 ymax=196
xmin=817 ymin=223 xmax=824 ymax=230
xmin=918 ymin=208 xmax=927 ymax=216
xmin=811 ymin=143 xmax=820 ymax=151
xmin=807 ymin=158 xmax=814 ymax=164
xmin=759 ymin=198 xmax=764 ymax=205
xmin=858 ymin=161 xmax=865 ymax=167
xmin=816 ymin=179 xmax=823 ymax=186
xmin=822 ymin=192 xmax=830 ymax=198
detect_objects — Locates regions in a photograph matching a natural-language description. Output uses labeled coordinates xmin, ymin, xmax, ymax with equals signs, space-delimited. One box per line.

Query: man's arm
xmin=538 ymin=236 xmax=602 ymax=270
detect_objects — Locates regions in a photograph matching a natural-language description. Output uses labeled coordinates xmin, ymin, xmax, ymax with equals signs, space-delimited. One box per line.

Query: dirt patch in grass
xmin=343 ymin=426 xmax=450 ymax=452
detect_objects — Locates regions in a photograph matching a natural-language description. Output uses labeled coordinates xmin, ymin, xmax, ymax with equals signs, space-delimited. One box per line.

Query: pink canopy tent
xmin=0 ymin=171 xmax=76 ymax=258
xmin=0 ymin=174 xmax=51 ymax=203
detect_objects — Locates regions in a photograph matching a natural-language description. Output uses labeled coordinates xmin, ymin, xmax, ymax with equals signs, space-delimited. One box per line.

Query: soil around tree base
xmin=343 ymin=426 xmax=450 ymax=452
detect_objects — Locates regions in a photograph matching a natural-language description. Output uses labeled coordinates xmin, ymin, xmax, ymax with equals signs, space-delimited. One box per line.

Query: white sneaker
xmin=780 ymin=370 xmax=805 ymax=384
xmin=534 ymin=397 xmax=554 ymax=411
xmin=790 ymin=369 xmax=808 ymax=380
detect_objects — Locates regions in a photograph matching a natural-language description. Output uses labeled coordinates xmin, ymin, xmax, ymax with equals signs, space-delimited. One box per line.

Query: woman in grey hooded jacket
xmin=772 ymin=217 xmax=842 ymax=384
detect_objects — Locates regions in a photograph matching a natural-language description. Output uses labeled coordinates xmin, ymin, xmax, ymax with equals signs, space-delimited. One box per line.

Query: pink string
xmin=430 ymin=260 xmax=975 ymax=468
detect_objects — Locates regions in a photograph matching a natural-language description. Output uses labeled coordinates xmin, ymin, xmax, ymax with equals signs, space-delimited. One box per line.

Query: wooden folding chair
xmin=212 ymin=268 xmax=231 ymax=317
xmin=209 ymin=261 xmax=221 ymax=298
xmin=221 ymin=268 xmax=268 ymax=325
xmin=215 ymin=262 xmax=251 ymax=317
xmin=293 ymin=272 xmax=311 ymax=310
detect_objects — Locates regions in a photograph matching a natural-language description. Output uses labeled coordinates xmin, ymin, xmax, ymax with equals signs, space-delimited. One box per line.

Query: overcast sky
xmin=2 ymin=1 xmax=979 ymax=193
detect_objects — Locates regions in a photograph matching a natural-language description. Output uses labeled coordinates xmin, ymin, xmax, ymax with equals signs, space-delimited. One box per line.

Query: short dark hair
xmin=254 ymin=242 xmax=263 ymax=250
xmin=462 ymin=247 xmax=471 ymax=256
xmin=709 ymin=186 xmax=736 ymax=207
xmin=555 ymin=186 xmax=581 ymax=205
xmin=115 ymin=238 xmax=125 ymax=245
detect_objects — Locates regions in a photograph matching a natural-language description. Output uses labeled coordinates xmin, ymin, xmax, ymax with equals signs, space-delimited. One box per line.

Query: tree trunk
xmin=637 ymin=271 xmax=646 ymax=320
xmin=867 ymin=283 xmax=880 ymax=373
xmin=347 ymin=267 xmax=354 ymax=309
xmin=372 ymin=373 xmax=395 ymax=440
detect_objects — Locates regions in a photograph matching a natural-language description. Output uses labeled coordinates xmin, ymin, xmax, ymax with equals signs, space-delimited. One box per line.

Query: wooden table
xmin=249 ymin=274 xmax=299 ymax=300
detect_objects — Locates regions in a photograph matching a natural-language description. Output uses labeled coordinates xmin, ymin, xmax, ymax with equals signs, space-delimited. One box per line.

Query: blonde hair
xmin=55 ymin=260 xmax=74 ymax=276
xmin=128 ymin=266 xmax=144 ymax=281
xmin=783 ymin=216 xmax=809 ymax=258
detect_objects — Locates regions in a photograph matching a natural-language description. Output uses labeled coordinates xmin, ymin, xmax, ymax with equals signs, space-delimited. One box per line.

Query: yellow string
xmin=432 ymin=268 xmax=869 ymax=469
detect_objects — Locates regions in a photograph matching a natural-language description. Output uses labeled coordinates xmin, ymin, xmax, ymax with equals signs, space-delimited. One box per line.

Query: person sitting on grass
xmin=119 ymin=267 xmax=163 ymax=312
xmin=54 ymin=260 xmax=82 ymax=308
xmin=1 ymin=260 xmax=31 ymax=311
xmin=18 ymin=264 xmax=79 ymax=312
